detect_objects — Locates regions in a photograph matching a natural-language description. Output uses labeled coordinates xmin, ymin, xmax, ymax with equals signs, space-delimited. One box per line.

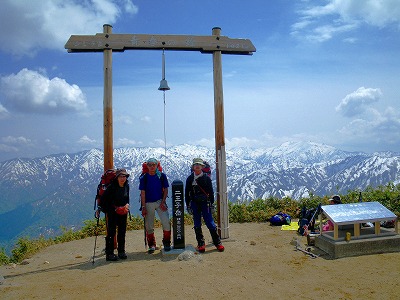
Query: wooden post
xmin=212 ymin=27 xmax=229 ymax=239
xmin=103 ymin=24 xmax=113 ymax=171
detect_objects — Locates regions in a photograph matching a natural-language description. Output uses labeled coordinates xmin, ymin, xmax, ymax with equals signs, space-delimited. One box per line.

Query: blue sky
xmin=1 ymin=0 xmax=400 ymax=162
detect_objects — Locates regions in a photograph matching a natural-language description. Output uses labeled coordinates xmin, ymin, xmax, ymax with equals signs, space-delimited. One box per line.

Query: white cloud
xmin=116 ymin=115 xmax=133 ymax=125
xmin=141 ymin=116 xmax=152 ymax=123
xmin=0 ymin=68 xmax=87 ymax=114
xmin=0 ymin=104 xmax=9 ymax=119
xmin=191 ymin=138 xmax=215 ymax=148
xmin=122 ymin=0 xmax=138 ymax=14
xmin=336 ymin=87 xmax=382 ymax=117
xmin=0 ymin=0 xmax=138 ymax=56
xmin=78 ymin=135 xmax=97 ymax=144
xmin=115 ymin=137 xmax=140 ymax=147
xmin=1 ymin=136 xmax=32 ymax=145
xmin=335 ymin=87 xmax=400 ymax=149
xmin=338 ymin=106 xmax=400 ymax=145
xmin=0 ymin=136 xmax=33 ymax=154
xmin=293 ymin=0 xmax=400 ymax=42
xmin=0 ymin=144 xmax=19 ymax=153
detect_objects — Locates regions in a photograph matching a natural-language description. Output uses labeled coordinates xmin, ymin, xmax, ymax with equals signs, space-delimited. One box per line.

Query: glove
xmin=115 ymin=205 xmax=129 ymax=215
xmin=160 ymin=202 xmax=168 ymax=212
xmin=141 ymin=206 xmax=147 ymax=217
xmin=94 ymin=208 xmax=101 ymax=219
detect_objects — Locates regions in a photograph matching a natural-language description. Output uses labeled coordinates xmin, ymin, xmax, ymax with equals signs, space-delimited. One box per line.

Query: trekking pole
xmin=143 ymin=216 xmax=147 ymax=250
xmin=92 ymin=210 xmax=100 ymax=264
xmin=302 ymin=203 xmax=321 ymax=236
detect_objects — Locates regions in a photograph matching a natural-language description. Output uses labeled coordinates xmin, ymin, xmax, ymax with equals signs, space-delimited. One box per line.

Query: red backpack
xmin=95 ymin=169 xmax=117 ymax=212
xmin=140 ymin=161 xmax=163 ymax=174
xmin=190 ymin=160 xmax=211 ymax=178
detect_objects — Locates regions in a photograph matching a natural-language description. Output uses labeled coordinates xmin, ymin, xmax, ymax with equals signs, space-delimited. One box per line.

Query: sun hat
xmin=329 ymin=195 xmax=341 ymax=204
xmin=192 ymin=158 xmax=205 ymax=166
xmin=116 ymin=168 xmax=129 ymax=178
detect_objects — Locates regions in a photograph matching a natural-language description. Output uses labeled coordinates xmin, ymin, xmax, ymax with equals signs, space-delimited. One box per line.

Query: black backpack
xmin=298 ymin=204 xmax=321 ymax=235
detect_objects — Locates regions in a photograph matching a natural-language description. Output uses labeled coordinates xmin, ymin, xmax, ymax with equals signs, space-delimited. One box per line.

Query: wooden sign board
xmin=65 ymin=33 xmax=256 ymax=55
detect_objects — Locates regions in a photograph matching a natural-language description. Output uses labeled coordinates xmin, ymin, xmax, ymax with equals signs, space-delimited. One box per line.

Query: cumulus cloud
xmin=0 ymin=68 xmax=87 ymax=114
xmin=338 ymin=106 xmax=400 ymax=145
xmin=116 ymin=115 xmax=133 ymax=125
xmin=0 ymin=0 xmax=139 ymax=56
xmin=78 ymin=135 xmax=97 ymax=144
xmin=1 ymin=136 xmax=32 ymax=145
xmin=292 ymin=0 xmax=400 ymax=42
xmin=336 ymin=87 xmax=400 ymax=148
xmin=0 ymin=136 xmax=33 ymax=154
xmin=336 ymin=87 xmax=382 ymax=117
xmin=0 ymin=104 xmax=9 ymax=119
xmin=116 ymin=137 xmax=141 ymax=147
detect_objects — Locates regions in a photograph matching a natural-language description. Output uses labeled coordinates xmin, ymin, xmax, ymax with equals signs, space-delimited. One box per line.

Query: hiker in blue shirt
xmin=139 ymin=158 xmax=171 ymax=253
xmin=185 ymin=158 xmax=224 ymax=253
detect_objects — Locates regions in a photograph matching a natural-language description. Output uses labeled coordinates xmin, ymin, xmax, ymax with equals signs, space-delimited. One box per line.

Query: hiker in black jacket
xmin=185 ymin=158 xmax=224 ymax=253
xmin=100 ymin=169 xmax=130 ymax=261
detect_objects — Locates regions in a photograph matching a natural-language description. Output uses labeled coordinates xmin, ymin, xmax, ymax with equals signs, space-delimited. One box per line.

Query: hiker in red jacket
xmin=185 ymin=158 xmax=224 ymax=253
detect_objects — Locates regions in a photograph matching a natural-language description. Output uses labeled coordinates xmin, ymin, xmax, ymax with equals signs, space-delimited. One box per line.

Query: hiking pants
xmin=106 ymin=212 xmax=127 ymax=253
xmin=191 ymin=201 xmax=217 ymax=231
xmin=145 ymin=199 xmax=171 ymax=234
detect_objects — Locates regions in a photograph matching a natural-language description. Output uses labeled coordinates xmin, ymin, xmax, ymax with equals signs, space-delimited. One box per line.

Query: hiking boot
xmin=106 ymin=254 xmax=119 ymax=261
xmin=118 ymin=252 xmax=127 ymax=259
xmin=148 ymin=246 xmax=156 ymax=254
xmin=216 ymin=244 xmax=225 ymax=252
xmin=162 ymin=230 xmax=171 ymax=252
xmin=197 ymin=244 xmax=206 ymax=253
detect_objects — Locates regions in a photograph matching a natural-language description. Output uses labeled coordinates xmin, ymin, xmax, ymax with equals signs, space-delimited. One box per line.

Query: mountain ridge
xmin=1 ymin=141 xmax=399 ymax=249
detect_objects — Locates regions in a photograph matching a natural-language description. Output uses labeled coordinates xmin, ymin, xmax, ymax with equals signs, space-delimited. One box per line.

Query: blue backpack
xmin=270 ymin=212 xmax=291 ymax=226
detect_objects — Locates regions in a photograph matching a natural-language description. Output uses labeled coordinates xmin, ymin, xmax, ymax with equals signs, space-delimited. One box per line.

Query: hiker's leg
xmin=155 ymin=200 xmax=171 ymax=250
xmin=156 ymin=200 xmax=171 ymax=231
xmin=106 ymin=213 xmax=117 ymax=252
xmin=202 ymin=203 xmax=224 ymax=251
xmin=202 ymin=202 xmax=217 ymax=231
xmin=145 ymin=202 xmax=157 ymax=250
xmin=191 ymin=201 xmax=202 ymax=228
xmin=105 ymin=213 xmax=119 ymax=260
xmin=145 ymin=202 xmax=157 ymax=235
xmin=194 ymin=226 xmax=205 ymax=252
xmin=117 ymin=214 xmax=127 ymax=254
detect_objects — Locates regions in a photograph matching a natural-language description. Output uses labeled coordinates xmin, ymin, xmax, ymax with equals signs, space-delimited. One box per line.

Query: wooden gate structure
xmin=65 ymin=25 xmax=256 ymax=238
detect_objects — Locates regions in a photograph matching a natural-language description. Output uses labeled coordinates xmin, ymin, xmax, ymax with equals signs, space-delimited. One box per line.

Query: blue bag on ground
xmin=270 ymin=212 xmax=291 ymax=226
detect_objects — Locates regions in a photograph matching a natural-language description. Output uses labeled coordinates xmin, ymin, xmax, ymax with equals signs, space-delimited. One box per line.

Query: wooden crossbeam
xmin=65 ymin=33 xmax=256 ymax=55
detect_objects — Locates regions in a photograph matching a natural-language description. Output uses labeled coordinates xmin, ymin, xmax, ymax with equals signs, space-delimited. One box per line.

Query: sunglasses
xmin=147 ymin=163 xmax=156 ymax=167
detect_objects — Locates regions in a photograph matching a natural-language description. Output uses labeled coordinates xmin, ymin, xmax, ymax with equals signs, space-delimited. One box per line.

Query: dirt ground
xmin=1 ymin=222 xmax=399 ymax=300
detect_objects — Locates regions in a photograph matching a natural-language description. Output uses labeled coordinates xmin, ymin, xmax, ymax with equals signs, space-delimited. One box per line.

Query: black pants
xmin=106 ymin=212 xmax=127 ymax=254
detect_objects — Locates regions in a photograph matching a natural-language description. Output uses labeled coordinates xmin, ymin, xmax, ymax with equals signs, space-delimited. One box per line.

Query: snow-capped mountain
xmin=1 ymin=141 xmax=399 ymax=248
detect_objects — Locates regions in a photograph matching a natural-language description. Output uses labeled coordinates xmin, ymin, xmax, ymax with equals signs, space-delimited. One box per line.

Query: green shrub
xmin=0 ymin=248 xmax=10 ymax=265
